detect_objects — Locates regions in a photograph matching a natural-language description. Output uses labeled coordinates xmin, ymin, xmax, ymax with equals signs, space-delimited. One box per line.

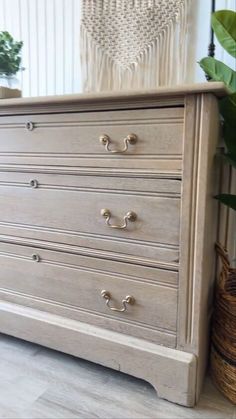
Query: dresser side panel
xmin=177 ymin=93 xmax=220 ymax=400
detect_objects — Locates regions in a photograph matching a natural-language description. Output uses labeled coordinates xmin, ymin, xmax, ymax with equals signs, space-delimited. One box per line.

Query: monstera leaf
xmin=211 ymin=10 xmax=236 ymax=57
xmin=199 ymin=57 xmax=236 ymax=92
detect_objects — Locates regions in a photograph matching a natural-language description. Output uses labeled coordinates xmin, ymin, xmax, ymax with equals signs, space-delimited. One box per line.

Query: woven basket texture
xmin=211 ymin=243 xmax=236 ymax=404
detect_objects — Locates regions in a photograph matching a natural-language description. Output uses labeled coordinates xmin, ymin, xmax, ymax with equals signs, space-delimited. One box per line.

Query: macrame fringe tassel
xmin=80 ymin=0 xmax=190 ymax=92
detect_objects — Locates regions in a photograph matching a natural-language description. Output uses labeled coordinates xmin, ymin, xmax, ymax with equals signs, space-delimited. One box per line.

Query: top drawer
xmin=0 ymin=108 xmax=184 ymax=172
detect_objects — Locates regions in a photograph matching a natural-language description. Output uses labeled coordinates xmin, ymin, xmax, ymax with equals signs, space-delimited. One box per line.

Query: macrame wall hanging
xmin=81 ymin=0 xmax=191 ymax=92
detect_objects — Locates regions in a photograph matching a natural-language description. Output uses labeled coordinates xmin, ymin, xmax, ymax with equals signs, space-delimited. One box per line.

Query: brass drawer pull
xmin=26 ymin=121 xmax=35 ymax=131
xmin=30 ymin=179 xmax=39 ymax=188
xmin=101 ymin=209 xmax=137 ymax=229
xmin=32 ymin=254 xmax=40 ymax=262
xmin=99 ymin=133 xmax=137 ymax=153
xmin=101 ymin=290 xmax=135 ymax=312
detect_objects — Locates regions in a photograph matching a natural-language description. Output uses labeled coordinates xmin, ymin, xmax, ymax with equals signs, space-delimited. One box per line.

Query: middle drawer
xmin=0 ymin=172 xmax=181 ymax=265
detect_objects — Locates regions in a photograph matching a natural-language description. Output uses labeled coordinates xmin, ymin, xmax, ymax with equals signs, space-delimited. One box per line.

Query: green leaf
xmin=211 ymin=10 xmax=236 ymax=57
xmin=215 ymin=194 xmax=236 ymax=210
xmin=199 ymin=57 xmax=236 ymax=92
xmin=220 ymin=93 xmax=236 ymax=127
xmin=0 ymin=31 xmax=23 ymax=75
xmin=222 ymin=122 xmax=236 ymax=157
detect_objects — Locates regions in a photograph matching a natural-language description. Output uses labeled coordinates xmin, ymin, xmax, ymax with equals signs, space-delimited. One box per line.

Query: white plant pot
xmin=0 ymin=75 xmax=21 ymax=98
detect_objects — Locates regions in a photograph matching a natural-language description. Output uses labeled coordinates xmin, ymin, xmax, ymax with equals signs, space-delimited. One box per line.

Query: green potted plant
xmin=199 ymin=10 xmax=236 ymax=214
xmin=0 ymin=31 xmax=23 ymax=98
xmin=199 ymin=9 xmax=236 ymax=404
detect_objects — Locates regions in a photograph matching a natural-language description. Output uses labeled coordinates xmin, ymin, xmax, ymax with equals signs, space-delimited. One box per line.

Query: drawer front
xmin=0 ymin=242 xmax=178 ymax=334
xmin=0 ymin=172 xmax=180 ymax=264
xmin=0 ymin=108 xmax=184 ymax=171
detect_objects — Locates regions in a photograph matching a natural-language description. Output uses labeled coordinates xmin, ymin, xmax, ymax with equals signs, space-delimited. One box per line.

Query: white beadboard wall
xmin=0 ymin=0 xmax=82 ymax=97
xmin=0 ymin=0 xmax=235 ymax=97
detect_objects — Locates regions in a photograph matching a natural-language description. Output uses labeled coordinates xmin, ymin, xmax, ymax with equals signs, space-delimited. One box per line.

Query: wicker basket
xmin=211 ymin=243 xmax=236 ymax=404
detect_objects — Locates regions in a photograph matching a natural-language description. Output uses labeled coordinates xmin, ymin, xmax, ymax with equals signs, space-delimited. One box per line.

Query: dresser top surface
xmin=0 ymin=82 xmax=228 ymax=115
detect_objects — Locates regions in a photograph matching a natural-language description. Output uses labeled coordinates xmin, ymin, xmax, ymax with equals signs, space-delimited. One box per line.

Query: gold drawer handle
xmin=99 ymin=133 xmax=137 ymax=153
xmin=30 ymin=179 xmax=39 ymax=188
xmin=32 ymin=254 xmax=40 ymax=262
xmin=101 ymin=290 xmax=135 ymax=312
xmin=26 ymin=121 xmax=35 ymax=131
xmin=101 ymin=209 xmax=137 ymax=229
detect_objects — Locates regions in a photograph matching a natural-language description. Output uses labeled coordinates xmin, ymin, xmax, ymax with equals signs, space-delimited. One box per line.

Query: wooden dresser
xmin=0 ymin=83 xmax=227 ymax=407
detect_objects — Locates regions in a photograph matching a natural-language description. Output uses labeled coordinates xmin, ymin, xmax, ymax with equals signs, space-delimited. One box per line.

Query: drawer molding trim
xmin=0 ymin=300 xmax=196 ymax=406
xmin=0 ymin=233 xmax=179 ymax=271
xmin=0 ymin=165 xmax=182 ymax=178
xmin=0 ymin=289 xmax=177 ymax=347
xmin=0 ymin=287 xmax=177 ymax=334
xmin=0 ymin=181 xmax=181 ymax=198
xmin=0 ymin=250 xmax=178 ymax=288
xmin=0 ymin=221 xmax=179 ymax=253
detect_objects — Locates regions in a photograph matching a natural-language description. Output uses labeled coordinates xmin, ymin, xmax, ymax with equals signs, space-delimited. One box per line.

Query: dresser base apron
xmin=0 ymin=301 xmax=196 ymax=407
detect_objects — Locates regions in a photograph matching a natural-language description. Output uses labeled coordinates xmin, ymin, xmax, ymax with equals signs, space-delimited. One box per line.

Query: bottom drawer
xmin=0 ymin=241 xmax=178 ymax=345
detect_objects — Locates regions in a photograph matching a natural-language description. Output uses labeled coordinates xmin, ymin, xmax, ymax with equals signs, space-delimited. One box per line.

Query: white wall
xmin=0 ymin=0 xmax=235 ymax=97
xmin=0 ymin=0 xmax=82 ymax=96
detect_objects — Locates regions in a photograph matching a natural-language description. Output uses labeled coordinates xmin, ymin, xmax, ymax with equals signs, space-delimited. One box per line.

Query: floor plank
xmin=0 ymin=333 xmax=235 ymax=419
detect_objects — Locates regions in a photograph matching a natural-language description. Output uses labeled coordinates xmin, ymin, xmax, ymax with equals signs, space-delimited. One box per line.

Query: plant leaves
xmin=211 ymin=10 xmax=236 ymax=57
xmin=0 ymin=31 xmax=23 ymax=75
xmin=215 ymin=194 xmax=236 ymax=210
xmin=220 ymin=93 xmax=236 ymax=127
xmin=199 ymin=57 xmax=236 ymax=92
xmin=222 ymin=122 xmax=236 ymax=158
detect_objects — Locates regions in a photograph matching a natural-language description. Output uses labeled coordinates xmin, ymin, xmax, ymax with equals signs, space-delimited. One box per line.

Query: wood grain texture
xmin=0 ymin=242 xmax=178 ymax=335
xmin=0 ymin=108 xmax=183 ymax=172
xmin=0 ymin=174 xmax=181 ymax=250
xmin=177 ymin=93 xmax=221 ymax=401
xmin=0 ymin=301 xmax=196 ymax=407
xmin=0 ymin=82 xmax=228 ymax=115
xmin=0 ymin=289 xmax=177 ymax=348
xmin=0 ymin=85 xmax=225 ymax=407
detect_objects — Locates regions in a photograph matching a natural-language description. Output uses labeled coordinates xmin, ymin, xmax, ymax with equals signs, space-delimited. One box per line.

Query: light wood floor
xmin=0 ymin=333 xmax=235 ymax=419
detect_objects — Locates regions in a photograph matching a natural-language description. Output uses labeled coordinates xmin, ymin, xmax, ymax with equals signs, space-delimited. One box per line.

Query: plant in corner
xmin=0 ymin=31 xmax=23 ymax=96
xmin=199 ymin=10 xmax=236 ymax=213
xmin=199 ymin=9 xmax=236 ymax=404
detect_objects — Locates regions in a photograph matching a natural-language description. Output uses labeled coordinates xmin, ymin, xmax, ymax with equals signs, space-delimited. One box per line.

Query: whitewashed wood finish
xmin=0 ymin=82 xmax=228 ymax=115
xmin=0 ymin=301 xmax=197 ymax=407
xmin=0 ymin=172 xmax=181 ymax=266
xmin=0 ymin=229 xmax=179 ymax=269
xmin=0 ymin=171 xmax=182 ymax=194
xmin=0 ymin=108 xmax=183 ymax=173
xmin=0 ymin=235 xmax=179 ymax=271
xmin=178 ymin=93 xmax=221 ymax=401
xmin=0 ymin=84 xmax=228 ymax=406
xmin=0 ymin=289 xmax=177 ymax=348
xmin=0 ymin=240 xmax=178 ymax=285
xmin=0 ymin=242 xmax=178 ymax=335
xmin=0 ymin=174 xmax=180 ymax=251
